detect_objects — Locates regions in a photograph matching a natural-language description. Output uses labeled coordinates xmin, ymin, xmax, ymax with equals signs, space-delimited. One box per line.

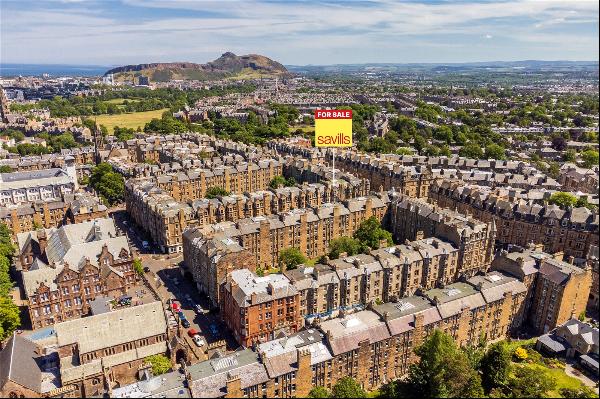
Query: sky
xmin=1 ymin=0 xmax=598 ymax=66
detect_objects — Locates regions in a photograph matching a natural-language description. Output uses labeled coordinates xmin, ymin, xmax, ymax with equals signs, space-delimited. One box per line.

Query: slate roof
xmin=319 ymin=310 xmax=391 ymax=355
xmin=54 ymin=301 xmax=167 ymax=354
xmin=0 ymin=334 xmax=46 ymax=394
xmin=188 ymin=349 xmax=269 ymax=398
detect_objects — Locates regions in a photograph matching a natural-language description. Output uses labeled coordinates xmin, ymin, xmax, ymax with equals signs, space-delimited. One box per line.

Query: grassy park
xmin=94 ymin=108 xmax=168 ymax=133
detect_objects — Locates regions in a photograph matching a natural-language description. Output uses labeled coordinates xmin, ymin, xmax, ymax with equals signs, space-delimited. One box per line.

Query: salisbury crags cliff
xmin=104 ymin=52 xmax=289 ymax=82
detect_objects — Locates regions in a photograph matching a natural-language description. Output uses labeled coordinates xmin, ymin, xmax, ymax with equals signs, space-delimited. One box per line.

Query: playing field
xmin=94 ymin=108 xmax=168 ymax=133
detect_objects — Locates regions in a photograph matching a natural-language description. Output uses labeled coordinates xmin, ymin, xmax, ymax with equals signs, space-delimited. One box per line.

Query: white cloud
xmin=0 ymin=0 xmax=597 ymax=64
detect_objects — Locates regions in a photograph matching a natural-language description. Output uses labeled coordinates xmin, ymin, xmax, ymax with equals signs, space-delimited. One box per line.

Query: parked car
xmin=181 ymin=319 xmax=190 ymax=329
xmin=143 ymin=266 xmax=150 ymax=273
xmin=192 ymin=335 xmax=205 ymax=347
xmin=209 ymin=323 xmax=220 ymax=337
xmin=195 ymin=304 xmax=206 ymax=314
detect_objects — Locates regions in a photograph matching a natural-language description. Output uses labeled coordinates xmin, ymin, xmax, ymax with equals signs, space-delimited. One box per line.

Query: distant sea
xmin=0 ymin=63 xmax=111 ymax=77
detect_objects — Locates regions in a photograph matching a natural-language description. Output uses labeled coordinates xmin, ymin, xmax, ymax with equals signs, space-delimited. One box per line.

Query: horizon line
xmin=1 ymin=59 xmax=599 ymax=69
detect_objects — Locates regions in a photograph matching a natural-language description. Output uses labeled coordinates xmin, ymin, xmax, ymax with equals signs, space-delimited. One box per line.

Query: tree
xmin=480 ymin=342 xmax=512 ymax=393
xmin=89 ymin=163 xmax=125 ymax=205
xmin=269 ymin=176 xmax=296 ymax=189
xmin=504 ymin=366 xmax=556 ymax=398
xmin=513 ymin=347 xmax=528 ymax=361
xmin=551 ymin=136 xmax=567 ymax=151
xmin=396 ymin=147 xmax=413 ymax=155
xmin=0 ymin=223 xmax=19 ymax=340
xmin=559 ymin=387 xmax=598 ymax=398
xmin=0 ymin=165 xmax=12 ymax=173
xmin=269 ymin=175 xmax=287 ymax=189
xmin=205 ymin=186 xmax=230 ymax=199
xmin=484 ymin=143 xmax=506 ymax=160
xmin=459 ymin=143 xmax=484 ymax=159
xmin=353 ymin=217 xmax=393 ymax=251
xmin=378 ymin=380 xmax=401 ymax=398
xmin=576 ymin=196 xmax=598 ymax=211
xmin=0 ymin=256 xmax=14 ymax=297
xmin=308 ymin=386 xmax=330 ymax=398
xmin=145 ymin=354 xmax=172 ymax=375
xmin=0 ymin=223 xmax=14 ymax=259
xmin=0 ymin=296 xmax=20 ymax=341
xmin=328 ymin=236 xmax=362 ymax=259
xmin=547 ymin=161 xmax=560 ymax=179
xmin=133 ymin=258 xmax=144 ymax=276
xmin=331 ymin=377 xmax=366 ymax=398
xmin=285 ymin=176 xmax=296 ymax=187
xmin=581 ymin=149 xmax=599 ymax=169
xmin=433 ymin=126 xmax=453 ymax=144
xmin=563 ymin=149 xmax=577 ymax=162
xmin=278 ymin=248 xmax=306 ymax=271
xmin=548 ymin=192 xmax=578 ymax=209
xmin=399 ymin=329 xmax=484 ymax=398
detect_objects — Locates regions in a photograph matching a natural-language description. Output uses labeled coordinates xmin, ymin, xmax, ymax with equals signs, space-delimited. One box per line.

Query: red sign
xmin=314 ymin=109 xmax=352 ymax=119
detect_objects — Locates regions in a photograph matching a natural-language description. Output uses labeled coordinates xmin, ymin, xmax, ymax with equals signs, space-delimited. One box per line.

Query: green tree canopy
xmin=269 ymin=175 xmax=287 ymax=189
xmin=576 ymin=196 xmax=598 ymax=211
xmin=205 ymin=186 xmax=230 ymax=199
xmin=0 ymin=296 xmax=20 ymax=341
xmin=484 ymin=143 xmax=506 ymax=160
xmin=581 ymin=149 xmax=599 ymax=169
xmin=494 ymin=366 xmax=556 ymax=398
xmin=0 ymin=223 xmax=19 ymax=341
xmin=563 ymin=149 xmax=577 ymax=162
xmin=0 ymin=223 xmax=14 ymax=259
xmin=331 ymin=377 xmax=367 ymax=398
xmin=278 ymin=248 xmax=307 ymax=271
xmin=480 ymin=342 xmax=512 ymax=393
xmin=548 ymin=192 xmax=578 ymax=209
xmin=328 ymin=236 xmax=362 ymax=260
xmin=89 ymin=163 xmax=125 ymax=205
xmin=308 ymin=386 xmax=330 ymax=398
xmin=396 ymin=147 xmax=414 ymax=155
xmin=459 ymin=143 xmax=484 ymax=159
xmin=145 ymin=354 xmax=172 ymax=376
xmin=398 ymin=329 xmax=484 ymax=398
xmin=133 ymin=258 xmax=144 ymax=276
xmin=0 ymin=165 xmax=12 ymax=173
xmin=353 ymin=217 xmax=393 ymax=251
xmin=269 ymin=176 xmax=296 ymax=189
xmin=559 ymin=386 xmax=599 ymax=398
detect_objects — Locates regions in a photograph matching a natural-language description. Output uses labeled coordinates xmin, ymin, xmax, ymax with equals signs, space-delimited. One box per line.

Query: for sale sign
xmin=314 ymin=109 xmax=353 ymax=147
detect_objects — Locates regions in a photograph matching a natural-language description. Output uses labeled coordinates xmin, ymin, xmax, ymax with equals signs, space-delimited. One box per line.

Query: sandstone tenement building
xmin=16 ymin=218 xmax=137 ymax=329
xmin=429 ymin=180 xmax=599 ymax=260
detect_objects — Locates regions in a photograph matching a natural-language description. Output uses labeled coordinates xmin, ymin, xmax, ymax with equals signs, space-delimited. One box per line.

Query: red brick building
xmin=220 ymin=269 xmax=301 ymax=347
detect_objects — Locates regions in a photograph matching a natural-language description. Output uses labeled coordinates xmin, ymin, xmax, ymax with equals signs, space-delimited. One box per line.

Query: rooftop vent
xmin=395 ymin=301 xmax=415 ymax=312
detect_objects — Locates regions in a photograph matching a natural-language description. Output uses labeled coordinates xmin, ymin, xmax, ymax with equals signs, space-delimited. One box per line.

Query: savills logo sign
xmin=314 ymin=109 xmax=353 ymax=147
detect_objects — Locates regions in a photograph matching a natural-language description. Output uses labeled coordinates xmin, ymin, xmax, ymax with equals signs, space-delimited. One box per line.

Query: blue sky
xmin=1 ymin=0 xmax=598 ymax=65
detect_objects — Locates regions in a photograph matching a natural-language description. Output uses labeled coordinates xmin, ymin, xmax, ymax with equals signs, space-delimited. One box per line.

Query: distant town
xmin=0 ymin=55 xmax=598 ymax=399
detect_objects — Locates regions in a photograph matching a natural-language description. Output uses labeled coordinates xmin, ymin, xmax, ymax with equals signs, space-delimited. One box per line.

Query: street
xmin=110 ymin=208 xmax=240 ymax=362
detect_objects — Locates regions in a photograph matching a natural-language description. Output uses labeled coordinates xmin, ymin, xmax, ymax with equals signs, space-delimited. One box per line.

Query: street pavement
xmin=110 ymin=208 xmax=240 ymax=363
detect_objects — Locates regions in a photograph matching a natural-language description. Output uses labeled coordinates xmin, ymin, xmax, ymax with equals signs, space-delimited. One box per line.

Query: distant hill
xmin=104 ymin=52 xmax=289 ymax=82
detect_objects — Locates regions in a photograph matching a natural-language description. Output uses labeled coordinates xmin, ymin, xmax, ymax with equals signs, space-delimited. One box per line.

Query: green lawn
xmin=520 ymin=363 xmax=591 ymax=398
xmin=290 ymin=124 xmax=315 ymax=134
xmin=504 ymin=337 xmax=536 ymax=352
xmin=94 ymin=108 xmax=168 ymax=133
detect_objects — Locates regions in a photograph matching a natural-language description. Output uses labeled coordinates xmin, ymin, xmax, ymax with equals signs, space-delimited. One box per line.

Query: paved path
xmin=565 ymin=361 xmax=599 ymax=393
